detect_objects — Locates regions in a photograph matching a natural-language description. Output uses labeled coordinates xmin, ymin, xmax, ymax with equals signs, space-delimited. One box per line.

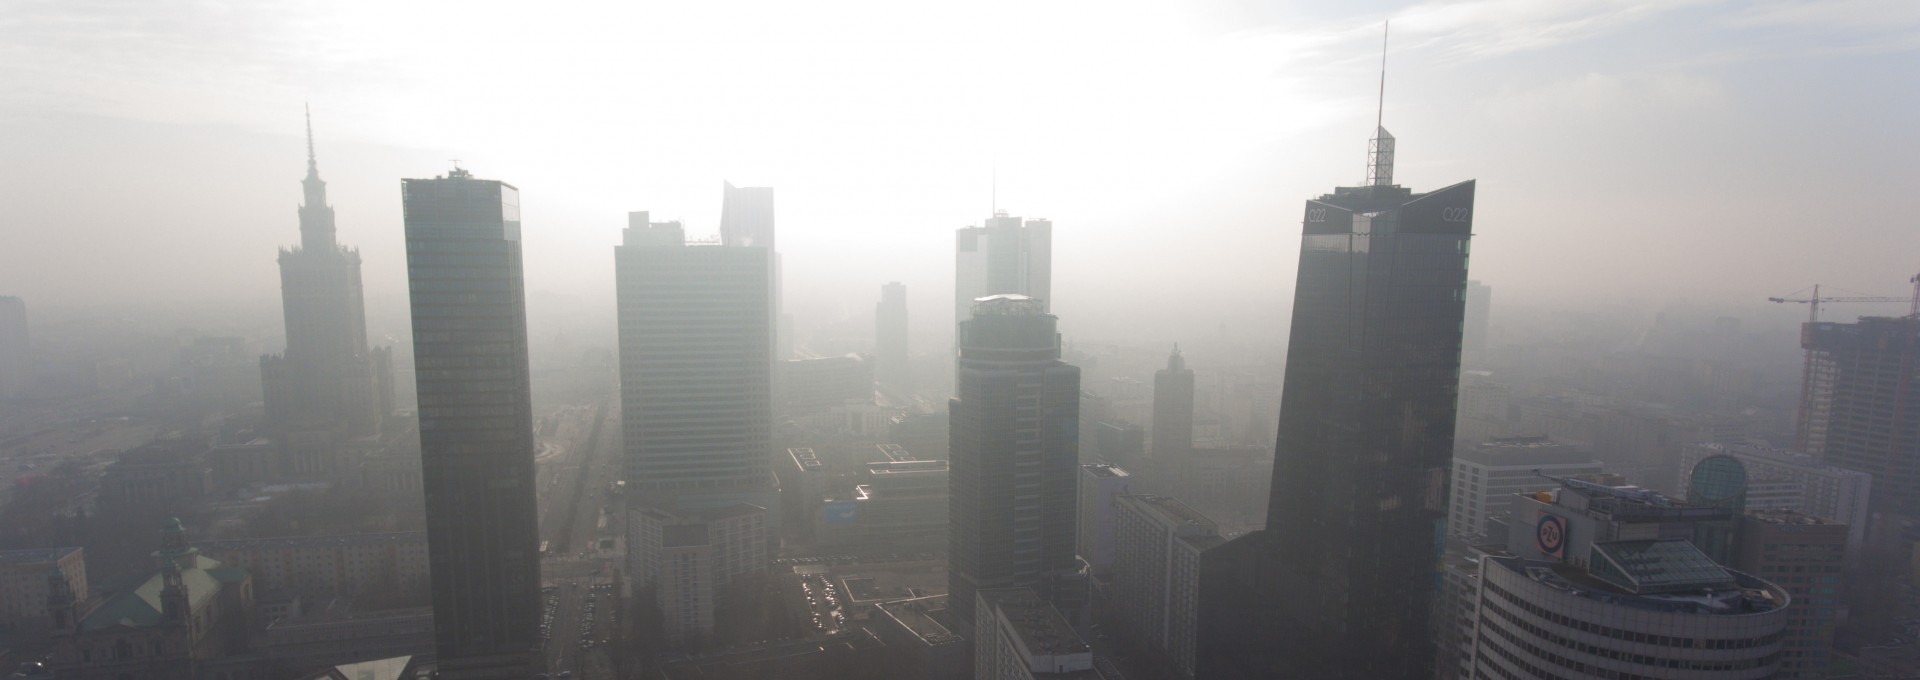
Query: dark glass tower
xmin=876 ymin=282 xmax=911 ymax=398
xmin=402 ymin=167 xmax=542 ymax=679
xmin=947 ymin=295 xmax=1081 ymax=635
xmin=1197 ymin=124 xmax=1475 ymax=679
xmin=1151 ymin=345 xmax=1194 ymax=459
xmin=261 ymin=111 xmax=390 ymax=438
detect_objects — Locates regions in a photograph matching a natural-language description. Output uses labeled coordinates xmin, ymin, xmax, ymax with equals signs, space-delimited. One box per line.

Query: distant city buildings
xmin=1800 ymin=316 xmax=1920 ymax=515
xmin=1109 ymin=495 xmax=1219 ymax=680
xmin=876 ymin=282 xmax=912 ymax=398
xmin=1197 ymin=122 xmax=1476 ymax=679
xmin=0 ymin=546 xmax=85 ymax=633
xmin=198 ymin=532 xmax=430 ymax=605
xmin=1677 ymin=441 xmax=1871 ymax=558
xmin=0 ymin=296 xmax=28 ymax=400
xmin=260 ymin=116 xmax=391 ymax=442
xmin=401 ymin=166 xmax=543 ymax=678
xmin=1075 ymin=464 xmax=1131 ymax=578
xmin=954 ymin=213 xmax=1052 ymax=327
xmin=1462 ymin=280 xmax=1491 ymax=354
xmin=781 ymin=355 xmax=873 ymax=415
xmin=948 ymin=295 xmax=1082 ymax=634
xmin=1150 ymin=346 xmax=1193 ymax=460
xmin=1448 ymin=437 xmax=1603 ymax=539
xmin=817 ymin=457 xmax=949 ymax=549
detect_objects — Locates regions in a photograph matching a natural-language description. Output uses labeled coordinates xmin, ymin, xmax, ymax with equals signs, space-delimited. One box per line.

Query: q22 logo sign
xmin=1535 ymin=513 xmax=1568 ymax=560
xmin=1441 ymin=206 xmax=1471 ymax=223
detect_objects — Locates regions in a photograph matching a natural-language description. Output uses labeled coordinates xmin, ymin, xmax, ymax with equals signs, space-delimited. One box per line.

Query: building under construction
xmin=1802 ymin=315 xmax=1920 ymax=516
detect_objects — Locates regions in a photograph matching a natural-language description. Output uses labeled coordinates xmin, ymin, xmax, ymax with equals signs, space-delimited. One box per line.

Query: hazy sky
xmin=2 ymin=0 xmax=1917 ymax=346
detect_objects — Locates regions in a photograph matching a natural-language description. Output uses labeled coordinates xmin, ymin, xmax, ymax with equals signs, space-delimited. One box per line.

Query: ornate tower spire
xmin=1366 ymin=21 xmax=1395 ymax=187
xmin=298 ymin=105 xmax=337 ymax=251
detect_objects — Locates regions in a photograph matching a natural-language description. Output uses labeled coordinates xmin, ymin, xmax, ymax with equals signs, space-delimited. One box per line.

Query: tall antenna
xmin=1376 ymin=20 xmax=1388 ymax=133
xmin=1366 ymin=20 xmax=1396 ymax=187
xmin=991 ymin=160 xmax=998 ymax=216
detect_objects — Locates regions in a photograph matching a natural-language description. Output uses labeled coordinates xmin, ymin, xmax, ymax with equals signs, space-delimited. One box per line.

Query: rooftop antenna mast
xmin=1366 ymin=21 xmax=1396 ymax=187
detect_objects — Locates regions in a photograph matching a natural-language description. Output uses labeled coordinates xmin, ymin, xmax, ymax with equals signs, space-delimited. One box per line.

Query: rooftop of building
xmin=0 ymin=546 xmax=80 ymax=564
xmin=1178 ymin=534 xmax=1227 ymax=552
xmin=198 ymin=531 xmax=425 ymax=551
xmin=1744 ymin=509 xmax=1841 ymax=526
xmin=1688 ymin=441 xmax=1869 ymax=477
xmin=296 ymin=655 xmax=423 ymax=680
xmin=868 ymin=460 xmax=948 ymax=475
xmin=1485 ymin=544 xmax=1787 ymax=616
xmin=874 ymin=443 xmax=915 ymax=462
xmin=875 ymin=595 xmax=962 ymax=646
xmin=81 ymin=553 xmax=247 ymax=631
xmin=971 ymin=294 xmax=1043 ymax=315
xmin=1117 ymin=495 xmax=1215 ymax=528
xmin=1456 ymin=437 xmax=1598 ymax=466
xmin=788 ymin=447 xmax=823 ymax=471
xmin=1081 ymin=464 xmax=1129 ymax=479
xmin=980 ymin=588 xmax=1090 ymax=657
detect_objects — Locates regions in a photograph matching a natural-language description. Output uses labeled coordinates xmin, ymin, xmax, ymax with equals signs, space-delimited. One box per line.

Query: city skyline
xmin=5 ymin=2 xmax=1914 ymax=343
xmin=0 ymin=3 xmax=1914 ymax=679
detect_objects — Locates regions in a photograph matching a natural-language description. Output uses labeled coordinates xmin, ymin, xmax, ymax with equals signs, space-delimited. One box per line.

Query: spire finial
xmin=305 ymin=102 xmax=315 ymax=165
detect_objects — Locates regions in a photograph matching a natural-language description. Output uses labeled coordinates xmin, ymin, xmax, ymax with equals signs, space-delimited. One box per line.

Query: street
xmin=536 ymin=400 xmax=624 ymax=679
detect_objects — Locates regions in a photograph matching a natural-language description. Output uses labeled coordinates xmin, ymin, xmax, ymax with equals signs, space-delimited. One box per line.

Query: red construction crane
xmin=1772 ymin=272 xmax=1920 ymax=450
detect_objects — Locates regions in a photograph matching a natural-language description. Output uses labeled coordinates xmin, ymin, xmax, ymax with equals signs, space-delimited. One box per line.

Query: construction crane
xmin=1767 ymin=283 xmax=1912 ymax=323
xmin=1772 ymin=272 xmax=1920 ymax=450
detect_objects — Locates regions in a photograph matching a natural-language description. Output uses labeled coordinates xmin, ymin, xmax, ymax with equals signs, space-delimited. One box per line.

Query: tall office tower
xmin=0 ymin=296 xmax=27 ymax=400
xmin=953 ymin=213 xmax=1052 ymax=327
xmin=616 ymin=211 xmax=778 ymax=580
xmin=1734 ymin=510 xmax=1847 ymax=679
xmin=720 ymin=182 xmax=782 ymax=360
xmin=1448 ymin=437 xmax=1603 ymax=539
xmin=876 ymin=282 xmax=912 ymax=398
xmin=1800 ymin=316 xmax=1920 ymax=515
xmin=1076 ymin=464 xmax=1132 ymax=577
xmin=1110 ymin=495 xmax=1222 ymax=680
xmin=1150 ymin=345 xmax=1194 ymax=459
xmin=1196 ymin=122 xmax=1476 ymax=679
xmin=1462 ymin=280 xmax=1491 ymax=354
xmin=401 ymin=167 xmax=542 ymax=679
xmin=947 ymin=295 xmax=1081 ymax=634
xmin=719 ymin=182 xmax=775 ymax=248
xmin=260 ymin=114 xmax=391 ymax=438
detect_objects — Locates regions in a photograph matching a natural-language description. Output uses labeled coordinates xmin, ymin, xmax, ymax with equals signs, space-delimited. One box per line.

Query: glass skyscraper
xmin=402 ymin=168 xmax=542 ymax=679
xmin=1197 ymin=127 xmax=1475 ymax=679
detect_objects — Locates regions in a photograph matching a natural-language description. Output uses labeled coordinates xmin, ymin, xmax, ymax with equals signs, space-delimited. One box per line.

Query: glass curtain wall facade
xmin=402 ymin=168 xmax=542 ymax=679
